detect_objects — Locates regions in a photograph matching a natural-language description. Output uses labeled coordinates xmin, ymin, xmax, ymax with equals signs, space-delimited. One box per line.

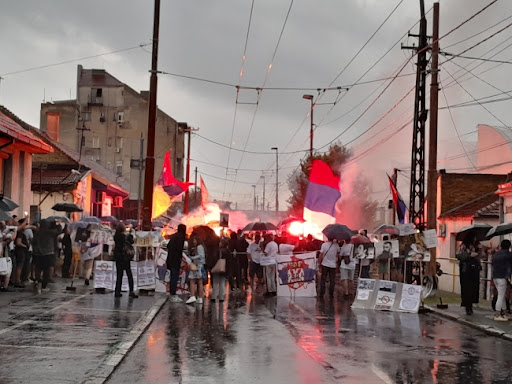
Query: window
xmin=96 ymin=88 xmax=103 ymax=97
xmin=92 ymin=136 xmax=100 ymax=149
xmin=100 ymin=111 xmax=106 ymax=122
xmin=80 ymin=111 xmax=91 ymax=121
xmin=115 ymin=160 xmax=123 ymax=176
xmin=117 ymin=111 xmax=124 ymax=123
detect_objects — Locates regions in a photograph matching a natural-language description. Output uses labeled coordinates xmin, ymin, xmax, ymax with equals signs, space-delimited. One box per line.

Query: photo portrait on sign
xmin=374 ymin=239 xmax=399 ymax=259
xmin=354 ymin=243 xmax=375 ymax=259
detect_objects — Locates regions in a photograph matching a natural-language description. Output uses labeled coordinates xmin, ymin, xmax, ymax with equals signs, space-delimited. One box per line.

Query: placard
xmin=220 ymin=213 xmax=229 ymax=227
xmin=137 ymin=260 xmax=155 ymax=288
xmin=398 ymin=223 xmax=416 ymax=236
xmin=356 ymin=278 xmax=375 ymax=301
xmin=398 ymin=284 xmax=422 ymax=312
xmin=94 ymin=260 xmax=115 ymax=289
xmin=422 ymin=229 xmax=438 ymax=249
xmin=374 ymin=280 xmax=397 ymax=311
xmin=276 ymin=252 xmax=317 ymax=297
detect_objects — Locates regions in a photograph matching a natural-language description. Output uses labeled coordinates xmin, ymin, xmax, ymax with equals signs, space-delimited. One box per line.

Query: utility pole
xmin=392 ymin=168 xmax=398 ymax=226
xmin=426 ymin=2 xmax=440 ymax=275
xmin=137 ymin=134 xmax=144 ymax=229
xmin=302 ymin=94 xmax=314 ymax=162
xmin=271 ymin=147 xmax=279 ymax=213
xmin=179 ymin=123 xmax=199 ymax=214
xmin=260 ymin=176 xmax=266 ymax=211
xmin=402 ymin=0 xmax=428 ymax=230
xmin=194 ymin=166 xmax=198 ymax=207
xmin=252 ymin=185 xmax=256 ymax=211
xmin=142 ymin=0 xmax=160 ymax=231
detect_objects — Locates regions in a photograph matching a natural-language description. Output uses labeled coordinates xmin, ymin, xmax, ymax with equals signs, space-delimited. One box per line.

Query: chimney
xmin=46 ymin=112 xmax=60 ymax=141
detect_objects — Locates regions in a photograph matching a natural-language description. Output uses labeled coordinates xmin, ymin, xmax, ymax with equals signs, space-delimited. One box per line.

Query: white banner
xmin=276 ymin=252 xmax=317 ymax=298
xmin=352 ymin=279 xmax=421 ymax=314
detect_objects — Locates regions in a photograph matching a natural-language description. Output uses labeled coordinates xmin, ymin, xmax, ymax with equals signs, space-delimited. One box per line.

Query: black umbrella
xmin=46 ymin=216 xmax=71 ymax=224
xmin=0 ymin=196 xmax=18 ymax=212
xmin=82 ymin=216 xmax=102 ymax=224
xmin=322 ymin=224 xmax=354 ymax=241
xmin=241 ymin=221 xmax=278 ymax=232
xmin=373 ymin=224 xmax=400 ymax=235
xmin=456 ymin=223 xmax=492 ymax=241
xmin=100 ymin=216 xmax=119 ymax=223
xmin=51 ymin=203 xmax=83 ymax=212
xmin=485 ymin=222 xmax=512 ymax=240
xmin=0 ymin=209 xmax=12 ymax=221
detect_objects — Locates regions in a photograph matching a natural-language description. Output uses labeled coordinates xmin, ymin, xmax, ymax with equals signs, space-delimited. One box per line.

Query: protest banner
xmin=137 ymin=260 xmax=156 ymax=289
xmin=352 ymin=279 xmax=421 ymax=314
xmin=94 ymin=260 xmax=115 ymax=289
xmin=276 ymin=252 xmax=317 ymax=297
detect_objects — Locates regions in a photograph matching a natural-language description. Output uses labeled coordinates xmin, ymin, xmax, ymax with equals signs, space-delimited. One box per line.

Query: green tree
xmin=287 ymin=142 xmax=378 ymax=230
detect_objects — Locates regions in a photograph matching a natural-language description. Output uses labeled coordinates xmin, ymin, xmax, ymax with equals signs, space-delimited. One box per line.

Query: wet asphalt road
xmin=107 ymin=292 xmax=512 ymax=384
xmin=0 ymin=284 xmax=160 ymax=384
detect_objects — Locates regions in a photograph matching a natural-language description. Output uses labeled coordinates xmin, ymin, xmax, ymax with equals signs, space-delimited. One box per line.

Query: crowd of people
xmin=164 ymin=225 xmax=367 ymax=304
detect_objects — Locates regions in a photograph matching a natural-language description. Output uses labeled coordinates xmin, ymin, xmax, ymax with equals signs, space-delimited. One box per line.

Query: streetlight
xmin=260 ymin=175 xmax=266 ymax=211
xmin=303 ymin=94 xmax=314 ymax=162
xmin=271 ymin=147 xmax=278 ymax=213
xmin=252 ymin=185 xmax=256 ymax=211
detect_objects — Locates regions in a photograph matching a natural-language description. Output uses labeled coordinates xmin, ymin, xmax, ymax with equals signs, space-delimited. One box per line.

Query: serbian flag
xmin=388 ymin=174 xmax=407 ymax=224
xmin=152 ymin=150 xmax=193 ymax=218
xmin=200 ymin=176 xmax=208 ymax=208
xmin=303 ymin=160 xmax=341 ymax=228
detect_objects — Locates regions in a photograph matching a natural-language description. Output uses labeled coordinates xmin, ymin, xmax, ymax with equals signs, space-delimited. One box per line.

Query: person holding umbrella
xmin=456 ymin=234 xmax=483 ymax=315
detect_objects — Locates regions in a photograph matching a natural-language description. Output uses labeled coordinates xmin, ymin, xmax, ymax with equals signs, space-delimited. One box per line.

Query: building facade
xmin=0 ymin=106 xmax=53 ymax=218
xmin=39 ymin=65 xmax=185 ymax=200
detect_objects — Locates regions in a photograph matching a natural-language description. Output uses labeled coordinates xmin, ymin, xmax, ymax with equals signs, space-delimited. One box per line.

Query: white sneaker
xmin=186 ymin=296 xmax=196 ymax=304
xmin=170 ymin=295 xmax=183 ymax=303
xmin=196 ymin=297 xmax=203 ymax=304
xmin=494 ymin=314 xmax=508 ymax=322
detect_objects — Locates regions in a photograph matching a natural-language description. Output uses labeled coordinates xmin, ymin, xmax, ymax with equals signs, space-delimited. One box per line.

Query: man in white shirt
xmin=340 ymin=242 xmax=355 ymax=296
xmin=319 ymin=238 xmax=340 ymax=298
xmin=261 ymin=234 xmax=278 ymax=296
xmin=247 ymin=233 xmax=264 ymax=291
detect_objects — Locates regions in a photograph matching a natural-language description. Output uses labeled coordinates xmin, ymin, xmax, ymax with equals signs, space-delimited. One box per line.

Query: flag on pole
xmin=388 ymin=174 xmax=407 ymax=224
xmin=152 ymin=150 xmax=193 ymax=219
xmin=200 ymin=176 xmax=208 ymax=208
xmin=303 ymin=160 xmax=341 ymax=228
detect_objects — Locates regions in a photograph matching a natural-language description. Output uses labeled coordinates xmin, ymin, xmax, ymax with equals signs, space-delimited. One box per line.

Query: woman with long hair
xmin=186 ymin=235 xmax=206 ymax=304
xmin=113 ymin=223 xmax=138 ymax=298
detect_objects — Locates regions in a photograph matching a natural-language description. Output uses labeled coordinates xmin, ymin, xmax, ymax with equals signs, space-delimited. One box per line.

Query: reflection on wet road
xmin=108 ymin=292 xmax=512 ymax=384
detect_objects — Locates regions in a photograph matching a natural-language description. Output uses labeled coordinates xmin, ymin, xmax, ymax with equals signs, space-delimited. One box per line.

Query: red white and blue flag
xmin=303 ymin=160 xmax=341 ymax=227
xmin=388 ymin=174 xmax=407 ymax=224
xmin=152 ymin=150 xmax=193 ymax=218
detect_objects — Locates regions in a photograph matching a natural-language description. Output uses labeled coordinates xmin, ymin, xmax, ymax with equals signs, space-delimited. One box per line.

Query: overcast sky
xmin=1 ymin=0 xmax=512 ymax=211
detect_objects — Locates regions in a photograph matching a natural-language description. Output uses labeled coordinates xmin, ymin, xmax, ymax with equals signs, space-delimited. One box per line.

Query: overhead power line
xmin=0 ymin=42 xmax=152 ymax=77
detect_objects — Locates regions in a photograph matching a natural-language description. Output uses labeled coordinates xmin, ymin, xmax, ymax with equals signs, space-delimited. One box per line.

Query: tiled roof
xmin=30 ymin=129 xmax=129 ymax=194
xmin=439 ymin=172 xmax=507 ymax=215
xmin=31 ymin=169 xmax=86 ymax=187
xmin=0 ymin=106 xmax=53 ymax=153
xmin=79 ymin=69 xmax=123 ymax=87
xmin=440 ymin=191 xmax=499 ymax=218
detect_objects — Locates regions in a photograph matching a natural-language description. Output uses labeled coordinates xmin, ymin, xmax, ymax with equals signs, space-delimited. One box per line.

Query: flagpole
xmin=392 ymin=168 xmax=398 ymax=225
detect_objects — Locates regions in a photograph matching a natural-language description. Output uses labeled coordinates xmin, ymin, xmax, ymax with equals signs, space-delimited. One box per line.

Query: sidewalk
xmin=425 ymin=291 xmax=512 ymax=342
xmin=0 ymin=277 xmax=167 ymax=384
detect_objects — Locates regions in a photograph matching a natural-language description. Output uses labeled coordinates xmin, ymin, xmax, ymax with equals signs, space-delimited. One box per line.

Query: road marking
xmin=371 ymin=364 xmax=395 ymax=384
xmin=0 ymin=294 xmax=87 ymax=336
xmin=0 ymin=320 xmax=35 ymax=335
xmin=0 ymin=343 xmax=103 ymax=353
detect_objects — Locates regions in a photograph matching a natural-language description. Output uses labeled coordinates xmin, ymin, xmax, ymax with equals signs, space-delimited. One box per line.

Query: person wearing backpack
xmin=113 ymin=223 xmax=138 ymax=299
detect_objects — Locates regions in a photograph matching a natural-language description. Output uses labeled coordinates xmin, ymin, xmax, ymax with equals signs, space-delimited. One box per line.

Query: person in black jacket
xmin=113 ymin=223 xmax=137 ymax=298
xmin=61 ymin=226 xmax=72 ymax=278
xmin=166 ymin=224 xmax=186 ymax=302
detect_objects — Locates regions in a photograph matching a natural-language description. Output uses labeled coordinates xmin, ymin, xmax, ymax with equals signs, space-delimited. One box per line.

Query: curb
xmin=82 ymin=295 xmax=168 ymax=384
xmin=426 ymin=305 xmax=512 ymax=341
